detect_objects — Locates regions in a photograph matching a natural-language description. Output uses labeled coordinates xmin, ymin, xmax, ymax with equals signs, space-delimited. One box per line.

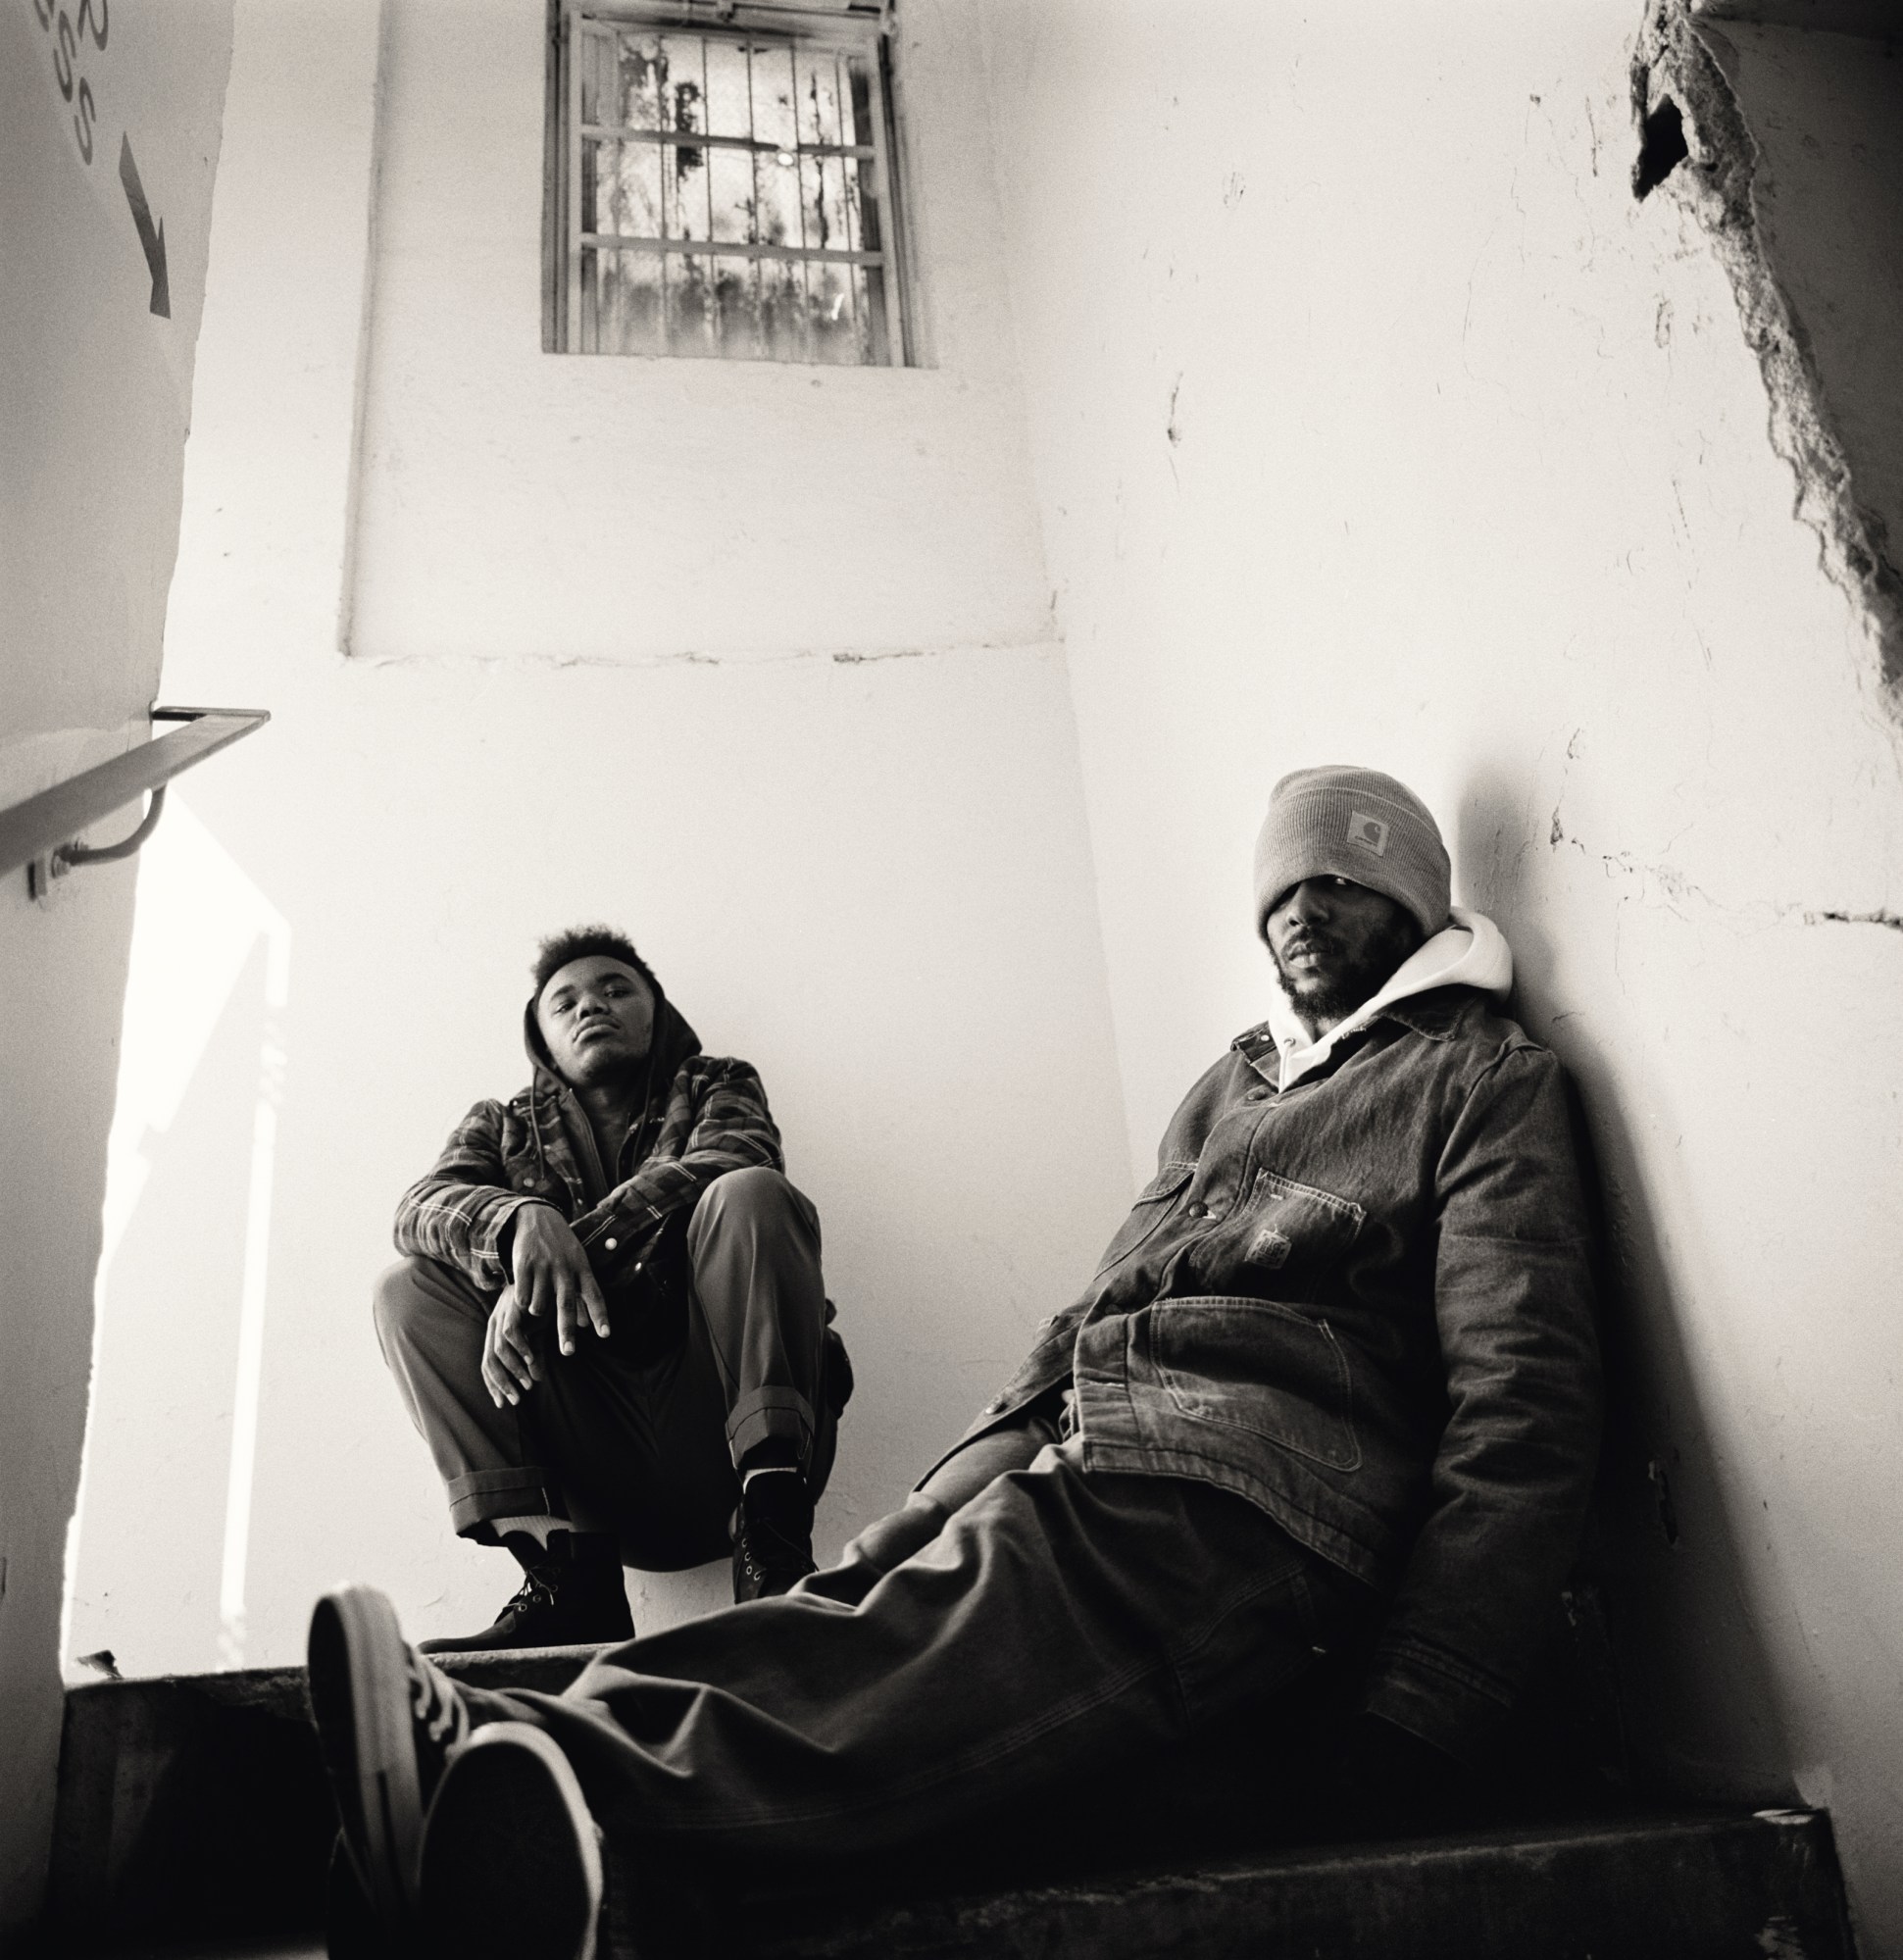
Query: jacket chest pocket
xmin=1090 ymin=1164 xmax=1194 ymax=1281
xmin=1223 ymin=1169 xmax=1365 ymax=1285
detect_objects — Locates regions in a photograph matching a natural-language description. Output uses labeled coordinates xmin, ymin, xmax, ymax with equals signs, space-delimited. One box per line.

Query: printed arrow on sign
xmin=118 ymin=134 xmax=170 ymax=319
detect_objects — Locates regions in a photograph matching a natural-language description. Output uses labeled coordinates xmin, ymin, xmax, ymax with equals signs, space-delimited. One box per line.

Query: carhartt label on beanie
xmin=1254 ymin=766 xmax=1451 ymax=940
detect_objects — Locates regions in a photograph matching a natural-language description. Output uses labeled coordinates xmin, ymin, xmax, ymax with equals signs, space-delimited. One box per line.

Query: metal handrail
xmin=1 ymin=706 xmax=271 ymax=888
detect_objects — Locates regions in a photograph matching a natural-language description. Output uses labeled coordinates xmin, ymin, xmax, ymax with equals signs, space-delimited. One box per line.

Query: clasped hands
xmin=483 ymin=1203 xmax=613 ymax=1409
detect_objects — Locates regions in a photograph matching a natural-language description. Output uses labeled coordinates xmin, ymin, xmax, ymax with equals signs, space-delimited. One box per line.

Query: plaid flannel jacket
xmin=394 ymin=1051 xmax=784 ymax=1302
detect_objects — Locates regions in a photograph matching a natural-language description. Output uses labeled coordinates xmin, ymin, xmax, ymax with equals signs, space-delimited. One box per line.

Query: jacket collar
xmin=1233 ymin=983 xmax=1473 ymax=1087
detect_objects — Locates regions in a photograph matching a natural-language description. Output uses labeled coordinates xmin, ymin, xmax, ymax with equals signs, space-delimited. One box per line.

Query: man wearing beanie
xmin=313 ymin=779 xmax=1600 ymax=1959
xmin=373 ymin=926 xmax=854 ymax=1652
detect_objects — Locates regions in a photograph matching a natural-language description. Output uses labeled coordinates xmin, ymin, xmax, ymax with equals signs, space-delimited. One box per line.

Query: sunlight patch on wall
xmin=66 ymin=797 xmax=290 ymax=1674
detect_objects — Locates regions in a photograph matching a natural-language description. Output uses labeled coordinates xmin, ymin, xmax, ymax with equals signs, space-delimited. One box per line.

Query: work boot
xmin=419 ymin=1531 xmax=632 ymax=1654
xmin=308 ymin=1585 xmax=471 ymax=1937
xmin=419 ymin=1723 xmax=603 ymax=1960
xmin=731 ymin=1470 xmax=817 ymax=1601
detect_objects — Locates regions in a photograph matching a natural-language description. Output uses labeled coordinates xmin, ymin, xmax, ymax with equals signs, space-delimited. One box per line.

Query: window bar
xmin=568 ymin=14 xmax=586 ymax=350
xmin=579 ymin=234 xmax=883 ymax=269
xmin=580 ymin=126 xmax=875 ymax=159
xmin=831 ymin=48 xmax=858 ymax=362
xmin=866 ymin=35 xmax=903 ymax=365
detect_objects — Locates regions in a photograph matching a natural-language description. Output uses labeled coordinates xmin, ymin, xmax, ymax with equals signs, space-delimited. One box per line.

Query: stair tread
xmin=53 ymin=1650 xmax=1852 ymax=1959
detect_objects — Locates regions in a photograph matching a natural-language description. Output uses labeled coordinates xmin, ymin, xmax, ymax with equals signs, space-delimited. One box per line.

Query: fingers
xmin=482 ymin=1320 xmax=516 ymax=1408
xmin=580 ymin=1265 xmax=612 ymax=1341
xmin=554 ymin=1274 xmax=580 ymax=1358
xmin=484 ymin=1291 xmax=540 ymax=1406
xmin=515 ymin=1224 xmax=611 ymax=1356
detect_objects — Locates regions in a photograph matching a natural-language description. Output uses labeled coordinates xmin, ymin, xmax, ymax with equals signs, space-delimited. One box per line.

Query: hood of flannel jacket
xmin=520 ymin=971 xmax=703 ymax=1182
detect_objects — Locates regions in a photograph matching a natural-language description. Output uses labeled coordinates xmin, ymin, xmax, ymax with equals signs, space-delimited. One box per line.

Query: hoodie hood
xmin=523 ymin=974 xmax=703 ymax=1182
xmin=1265 ymin=904 xmax=1512 ymax=1090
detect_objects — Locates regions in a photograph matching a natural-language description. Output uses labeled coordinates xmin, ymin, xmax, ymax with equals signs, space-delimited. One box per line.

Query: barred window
xmin=548 ymin=2 xmax=909 ymax=365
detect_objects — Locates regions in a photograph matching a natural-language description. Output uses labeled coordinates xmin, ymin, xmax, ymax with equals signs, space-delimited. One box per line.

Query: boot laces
xmin=506 ymin=1568 xmax=560 ymax=1615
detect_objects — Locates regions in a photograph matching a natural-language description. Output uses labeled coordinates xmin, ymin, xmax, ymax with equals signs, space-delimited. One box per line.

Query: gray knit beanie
xmin=1253 ymin=766 xmax=1451 ymax=940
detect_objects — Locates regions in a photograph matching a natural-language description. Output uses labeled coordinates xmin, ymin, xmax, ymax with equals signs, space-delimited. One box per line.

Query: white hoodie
xmin=1264 ymin=905 xmax=1514 ymax=1091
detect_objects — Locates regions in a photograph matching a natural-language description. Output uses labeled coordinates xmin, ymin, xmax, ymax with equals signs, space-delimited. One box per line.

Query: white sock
xmin=492 ymin=1513 xmax=565 ymax=1548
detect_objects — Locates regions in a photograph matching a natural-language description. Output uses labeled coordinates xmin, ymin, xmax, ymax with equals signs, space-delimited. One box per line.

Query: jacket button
xmin=1247 ymin=1087 xmax=1270 ymax=1102
xmin=1187 ymin=1202 xmax=1206 ymax=1217
xmin=604 ymin=1237 xmax=619 ymax=1251
xmin=633 ymin=1261 xmax=643 ymax=1274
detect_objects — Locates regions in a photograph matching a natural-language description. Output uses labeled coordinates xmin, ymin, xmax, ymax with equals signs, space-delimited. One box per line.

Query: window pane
xmin=756 ymin=148 xmax=802 ymax=249
xmin=800 ymin=156 xmax=847 ymax=255
xmin=660 ymin=34 xmax=704 ymax=140
xmin=703 ymin=37 xmax=752 ymax=140
xmin=577 ymin=27 xmax=606 ymax=126
xmin=602 ymin=140 xmax=662 ymax=238
xmin=711 ymin=254 xmax=762 ymax=359
xmin=842 ymin=151 xmax=865 ymax=253
xmin=665 ymin=142 xmax=710 ymax=242
xmin=807 ymin=258 xmax=856 ymax=366
xmin=612 ymin=31 xmax=663 ymax=129
xmin=860 ymin=261 xmax=889 ymax=365
xmin=795 ymin=46 xmax=844 ymax=148
xmin=668 ymin=252 xmax=715 ymax=355
xmin=597 ymin=249 xmax=664 ymax=356
xmin=845 ymin=56 xmax=875 ymax=148
xmin=709 ymin=146 xmax=756 ymax=245
xmin=751 ymin=43 xmax=797 ymax=150
xmin=580 ymin=136 xmax=601 ymax=234
xmin=579 ymin=244 xmax=599 ymax=353
xmin=760 ymin=258 xmax=807 ymax=362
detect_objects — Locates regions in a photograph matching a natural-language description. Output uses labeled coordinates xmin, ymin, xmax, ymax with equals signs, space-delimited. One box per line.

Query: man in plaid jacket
xmin=375 ymin=925 xmax=850 ymax=1651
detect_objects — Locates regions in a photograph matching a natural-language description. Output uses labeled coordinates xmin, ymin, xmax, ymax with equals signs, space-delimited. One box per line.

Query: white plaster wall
xmin=348 ymin=0 xmax=1052 ymax=663
xmin=69 ymin=0 xmax=1132 ymax=1675
xmin=0 ymin=0 xmax=231 ymax=1936
xmin=975 ymin=2 xmax=1903 ymax=1950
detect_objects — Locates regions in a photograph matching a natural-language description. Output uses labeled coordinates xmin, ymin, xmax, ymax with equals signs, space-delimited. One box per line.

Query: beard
xmin=1270 ymin=912 xmax=1422 ymax=1029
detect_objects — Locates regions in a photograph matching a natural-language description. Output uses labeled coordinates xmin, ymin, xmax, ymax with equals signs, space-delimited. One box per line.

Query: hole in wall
xmin=1634 ymin=96 xmax=1690 ymax=198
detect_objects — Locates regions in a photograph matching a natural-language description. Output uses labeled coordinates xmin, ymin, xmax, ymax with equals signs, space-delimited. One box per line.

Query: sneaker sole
xmin=308 ymin=1585 xmax=426 ymax=1927
xmin=419 ymin=1723 xmax=602 ymax=1960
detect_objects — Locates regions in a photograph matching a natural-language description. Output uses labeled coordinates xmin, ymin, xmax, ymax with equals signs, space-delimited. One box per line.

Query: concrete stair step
xmin=51 ymin=1652 xmax=1855 ymax=1959
xmin=700 ymin=1811 xmax=1853 ymax=1960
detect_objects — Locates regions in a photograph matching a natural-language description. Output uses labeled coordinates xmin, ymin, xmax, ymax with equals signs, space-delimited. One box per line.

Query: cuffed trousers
xmin=375 ymin=1167 xmax=836 ymax=1571
xmin=453 ymin=1411 xmax=1374 ymax=1858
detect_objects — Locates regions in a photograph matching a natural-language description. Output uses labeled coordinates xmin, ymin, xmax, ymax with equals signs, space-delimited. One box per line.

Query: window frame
xmin=543 ymin=0 xmax=913 ymax=366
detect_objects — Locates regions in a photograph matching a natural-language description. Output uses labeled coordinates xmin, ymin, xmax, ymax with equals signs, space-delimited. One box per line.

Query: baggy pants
xmin=452 ymin=1403 xmax=1375 ymax=1858
xmin=374 ymin=1167 xmax=836 ymax=1571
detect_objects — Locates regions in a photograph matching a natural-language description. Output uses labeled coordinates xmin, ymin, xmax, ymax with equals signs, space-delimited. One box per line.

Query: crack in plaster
xmin=1552 ymin=809 xmax=1897 ymax=932
xmin=1635 ymin=0 xmax=1903 ymax=711
xmin=1803 ymin=907 xmax=1903 ymax=931
xmin=347 ymin=640 xmax=1037 ymax=674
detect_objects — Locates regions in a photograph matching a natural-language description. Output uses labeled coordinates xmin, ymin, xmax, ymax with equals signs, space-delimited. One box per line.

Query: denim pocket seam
xmin=1152 ymin=1296 xmax=1363 ymax=1472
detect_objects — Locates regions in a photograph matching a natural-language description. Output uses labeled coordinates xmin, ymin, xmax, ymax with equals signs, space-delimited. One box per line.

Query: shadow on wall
xmin=1455 ymin=767 xmax=1793 ymax=1807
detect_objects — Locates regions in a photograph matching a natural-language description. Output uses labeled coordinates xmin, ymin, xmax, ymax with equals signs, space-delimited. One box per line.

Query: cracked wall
xmin=1637 ymin=0 xmax=1903 ymax=705
xmin=976 ymin=2 xmax=1903 ymax=1952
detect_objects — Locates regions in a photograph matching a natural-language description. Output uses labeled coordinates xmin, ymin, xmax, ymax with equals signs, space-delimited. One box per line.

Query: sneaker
xmin=731 ymin=1469 xmax=817 ymax=1602
xmin=420 ymin=1531 xmax=633 ymax=1654
xmin=307 ymin=1585 xmax=470 ymax=1932
xmin=418 ymin=1722 xmax=603 ymax=1960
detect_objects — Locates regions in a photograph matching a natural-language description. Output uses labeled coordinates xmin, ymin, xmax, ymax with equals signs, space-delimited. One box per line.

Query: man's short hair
xmin=530 ymin=925 xmax=661 ymax=1002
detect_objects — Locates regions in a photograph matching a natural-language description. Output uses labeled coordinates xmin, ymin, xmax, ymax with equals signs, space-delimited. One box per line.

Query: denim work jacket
xmin=943 ymin=984 xmax=1601 ymax=1761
